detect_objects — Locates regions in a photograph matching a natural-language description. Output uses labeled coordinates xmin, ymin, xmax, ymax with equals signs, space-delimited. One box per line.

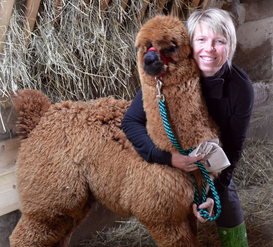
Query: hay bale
xmin=0 ymin=0 xmax=198 ymax=103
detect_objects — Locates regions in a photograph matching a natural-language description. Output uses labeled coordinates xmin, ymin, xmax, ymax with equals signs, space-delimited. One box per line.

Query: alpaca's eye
xmin=168 ymin=46 xmax=176 ymax=53
xmin=161 ymin=46 xmax=177 ymax=56
xmin=147 ymin=43 xmax=153 ymax=50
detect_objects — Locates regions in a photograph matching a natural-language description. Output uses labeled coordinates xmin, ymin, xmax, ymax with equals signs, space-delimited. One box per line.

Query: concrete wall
xmin=210 ymin=0 xmax=273 ymax=140
xmin=210 ymin=0 xmax=273 ymax=84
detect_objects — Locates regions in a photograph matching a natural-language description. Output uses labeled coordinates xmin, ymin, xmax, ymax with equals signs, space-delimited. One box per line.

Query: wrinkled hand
xmin=193 ymin=198 xmax=214 ymax=223
xmin=171 ymin=152 xmax=205 ymax=172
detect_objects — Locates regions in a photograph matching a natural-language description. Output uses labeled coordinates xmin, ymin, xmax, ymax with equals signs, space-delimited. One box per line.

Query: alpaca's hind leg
xmin=10 ymin=206 xmax=93 ymax=247
xmin=53 ymin=194 xmax=96 ymax=247
xmin=10 ymin=193 xmax=96 ymax=247
xmin=10 ymin=214 xmax=74 ymax=247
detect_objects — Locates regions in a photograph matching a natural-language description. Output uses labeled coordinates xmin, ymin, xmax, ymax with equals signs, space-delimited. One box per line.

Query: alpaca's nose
xmin=143 ymin=50 xmax=164 ymax=76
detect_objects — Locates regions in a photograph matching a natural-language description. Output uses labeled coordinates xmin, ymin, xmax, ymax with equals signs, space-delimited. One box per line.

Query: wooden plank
xmin=0 ymin=169 xmax=20 ymax=216
xmin=24 ymin=0 xmax=42 ymax=45
xmin=0 ymin=138 xmax=20 ymax=174
xmin=0 ymin=0 xmax=15 ymax=54
xmin=170 ymin=0 xmax=184 ymax=17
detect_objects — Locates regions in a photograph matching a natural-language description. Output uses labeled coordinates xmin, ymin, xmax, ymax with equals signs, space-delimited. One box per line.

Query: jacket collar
xmin=200 ymin=62 xmax=229 ymax=99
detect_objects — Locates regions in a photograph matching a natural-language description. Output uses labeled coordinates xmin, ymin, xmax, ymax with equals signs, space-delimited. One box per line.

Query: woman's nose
xmin=204 ymin=41 xmax=215 ymax=52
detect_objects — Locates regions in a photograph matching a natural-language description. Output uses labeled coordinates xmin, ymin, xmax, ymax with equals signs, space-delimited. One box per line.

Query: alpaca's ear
xmin=135 ymin=38 xmax=141 ymax=48
xmin=135 ymin=39 xmax=147 ymax=53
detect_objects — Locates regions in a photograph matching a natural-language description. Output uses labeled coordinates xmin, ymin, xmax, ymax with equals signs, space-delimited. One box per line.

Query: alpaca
xmin=10 ymin=15 xmax=219 ymax=247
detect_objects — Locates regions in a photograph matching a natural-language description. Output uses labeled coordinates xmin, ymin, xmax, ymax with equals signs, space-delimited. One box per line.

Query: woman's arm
xmin=122 ymin=89 xmax=206 ymax=170
xmin=121 ymin=89 xmax=172 ymax=165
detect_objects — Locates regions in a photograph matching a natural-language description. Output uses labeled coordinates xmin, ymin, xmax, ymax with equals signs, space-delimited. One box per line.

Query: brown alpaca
xmin=10 ymin=15 xmax=219 ymax=247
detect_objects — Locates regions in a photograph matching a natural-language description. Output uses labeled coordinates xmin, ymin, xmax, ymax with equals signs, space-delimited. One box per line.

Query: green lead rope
xmin=158 ymin=99 xmax=221 ymax=221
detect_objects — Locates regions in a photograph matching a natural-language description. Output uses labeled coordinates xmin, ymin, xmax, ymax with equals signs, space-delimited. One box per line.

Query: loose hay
xmin=72 ymin=139 xmax=273 ymax=247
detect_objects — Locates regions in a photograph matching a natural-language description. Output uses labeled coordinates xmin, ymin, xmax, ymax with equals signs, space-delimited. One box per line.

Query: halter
xmin=147 ymin=47 xmax=174 ymax=78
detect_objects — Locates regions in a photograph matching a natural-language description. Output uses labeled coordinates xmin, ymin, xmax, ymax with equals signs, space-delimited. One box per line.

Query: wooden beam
xmin=0 ymin=0 xmax=15 ymax=54
xmin=140 ymin=0 xmax=150 ymax=22
xmin=24 ymin=0 xmax=42 ymax=45
xmin=170 ymin=0 xmax=184 ymax=17
xmin=201 ymin=0 xmax=211 ymax=9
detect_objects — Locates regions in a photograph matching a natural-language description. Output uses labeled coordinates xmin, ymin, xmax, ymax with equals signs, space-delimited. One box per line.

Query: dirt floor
xmin=71 ymin=214 xmax=273 ymax=247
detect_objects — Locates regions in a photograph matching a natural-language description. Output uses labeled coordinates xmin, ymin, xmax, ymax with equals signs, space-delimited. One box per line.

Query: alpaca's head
xmin=135 ymin=15 xmax=196 ymax=86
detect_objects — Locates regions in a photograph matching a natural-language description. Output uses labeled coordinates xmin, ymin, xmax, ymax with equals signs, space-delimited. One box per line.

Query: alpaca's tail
xmin=12 ymin=89 xmax=51 ymax=139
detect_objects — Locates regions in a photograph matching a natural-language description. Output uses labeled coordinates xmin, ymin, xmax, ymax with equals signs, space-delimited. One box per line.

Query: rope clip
xmin=155 ymin=77 xmax=165 ymax=101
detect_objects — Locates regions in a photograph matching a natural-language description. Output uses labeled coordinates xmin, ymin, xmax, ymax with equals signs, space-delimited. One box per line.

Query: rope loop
xmin=158 ymin=99 xmax=221 ymax=221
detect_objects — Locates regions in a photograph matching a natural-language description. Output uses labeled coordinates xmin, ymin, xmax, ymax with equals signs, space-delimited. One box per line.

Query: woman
xmin=122 ymin=8 xmax=254 ymax=247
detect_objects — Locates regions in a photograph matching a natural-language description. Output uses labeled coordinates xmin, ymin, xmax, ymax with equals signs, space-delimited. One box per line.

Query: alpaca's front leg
xmin=145 ymin=217 xmax=199 ymax=247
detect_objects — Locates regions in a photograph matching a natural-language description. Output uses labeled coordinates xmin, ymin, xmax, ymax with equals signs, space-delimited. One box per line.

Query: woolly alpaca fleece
xmin=10 ymin=16 xmax=219 ymax=247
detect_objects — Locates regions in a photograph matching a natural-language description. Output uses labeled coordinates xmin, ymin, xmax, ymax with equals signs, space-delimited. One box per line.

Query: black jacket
xmin=121 ymin=62 xmax=254 ymax=195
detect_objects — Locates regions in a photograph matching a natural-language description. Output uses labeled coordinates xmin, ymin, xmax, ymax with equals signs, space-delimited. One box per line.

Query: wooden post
xmin=0 ymin=138 xmax=20 ymax=216
xmin=0 ymin=0 xmax=15 ymax=54
xmin=24 ymin=0 xmax=41 ymax=45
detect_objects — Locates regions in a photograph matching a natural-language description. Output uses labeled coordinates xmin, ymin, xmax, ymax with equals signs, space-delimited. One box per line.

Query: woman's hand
xmin=193 ymin=198 xmax=214 ymax=223
xmin=171 ymin=152 xmax=205 ymax=172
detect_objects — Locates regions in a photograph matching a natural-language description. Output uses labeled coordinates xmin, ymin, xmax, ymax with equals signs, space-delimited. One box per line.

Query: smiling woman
xmin=185 ymin=8 xmax=254 ymax=247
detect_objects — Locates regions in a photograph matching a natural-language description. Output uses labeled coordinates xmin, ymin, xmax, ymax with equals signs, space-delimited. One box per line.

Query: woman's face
xmin=192 ymin=24 xmax=229 ymax=77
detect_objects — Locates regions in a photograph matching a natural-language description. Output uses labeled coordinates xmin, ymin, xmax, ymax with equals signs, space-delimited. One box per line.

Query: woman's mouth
xmin=201 ymin=56 xmax=216 ymax=61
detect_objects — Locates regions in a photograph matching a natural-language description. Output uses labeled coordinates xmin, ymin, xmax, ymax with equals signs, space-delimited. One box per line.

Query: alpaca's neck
xmin=141 ymin=77 xmax=218 ymax=151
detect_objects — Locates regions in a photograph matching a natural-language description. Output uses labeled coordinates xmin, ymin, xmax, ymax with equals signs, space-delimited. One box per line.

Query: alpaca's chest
xmin=142 ymin=85 xmax=186 ymax=152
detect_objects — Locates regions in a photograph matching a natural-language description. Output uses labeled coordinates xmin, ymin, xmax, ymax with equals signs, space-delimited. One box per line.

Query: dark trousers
xmin=215 ymin=179 xmax=245 ymax=228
